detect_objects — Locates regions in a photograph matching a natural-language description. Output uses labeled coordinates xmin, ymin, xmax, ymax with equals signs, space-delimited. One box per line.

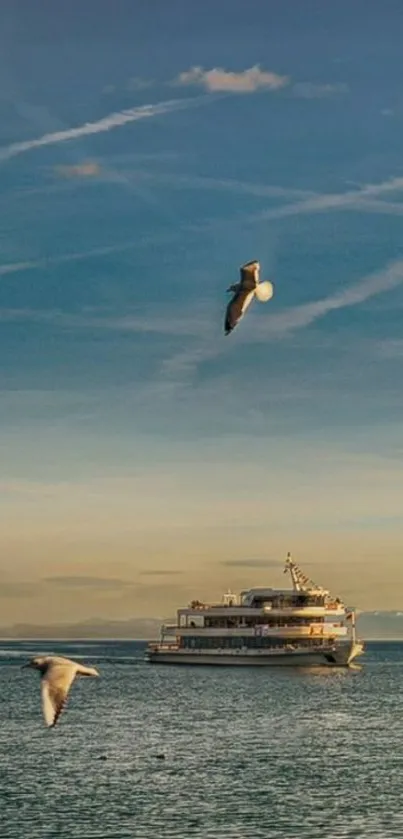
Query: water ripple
xmin=0 ymin=641 xmax=402 ymax=838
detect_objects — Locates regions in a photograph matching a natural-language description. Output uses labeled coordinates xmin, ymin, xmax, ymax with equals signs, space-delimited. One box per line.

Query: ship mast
xmin=284 ymin=552 xmax=325 ymax=594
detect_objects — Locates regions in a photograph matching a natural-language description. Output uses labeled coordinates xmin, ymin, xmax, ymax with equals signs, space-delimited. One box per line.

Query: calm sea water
xmin=0 ymin=640 xmax=402 ymax=838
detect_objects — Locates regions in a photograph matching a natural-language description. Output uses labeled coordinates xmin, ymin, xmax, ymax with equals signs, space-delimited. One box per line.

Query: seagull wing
xmin=41 ymin=663 xmax=78 ymax=728
xmin=75 ymin=664 xmax=100 ymax=677
xmin=224 ymin=288 xmax=256 ymax=335
xmin=224 ymin=261 xmax=260 ymax=335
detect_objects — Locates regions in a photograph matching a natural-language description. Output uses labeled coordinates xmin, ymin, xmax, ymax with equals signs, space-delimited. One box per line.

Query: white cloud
xmin=174 ymin=67 xmax=346 ymax=98
xmin=293 ymin=82 xmax=349 ymax=99
xmin=173 ymin=64 xmax=289 ymax=93
xmin=0 ymin=96 xmax=207 ymax=163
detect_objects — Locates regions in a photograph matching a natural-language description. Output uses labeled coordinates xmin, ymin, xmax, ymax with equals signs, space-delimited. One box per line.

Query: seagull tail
xmin=255 ymin=281 xmax=274 ymax=303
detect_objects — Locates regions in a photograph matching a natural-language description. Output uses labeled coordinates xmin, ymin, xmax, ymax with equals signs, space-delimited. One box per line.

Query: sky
xmin=1 ymin=0 xmax=403 ymax=626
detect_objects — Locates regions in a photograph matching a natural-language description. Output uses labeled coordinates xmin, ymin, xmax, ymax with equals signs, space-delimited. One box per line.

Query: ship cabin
xmin=159 ymin=584 xmax=349 ymax=653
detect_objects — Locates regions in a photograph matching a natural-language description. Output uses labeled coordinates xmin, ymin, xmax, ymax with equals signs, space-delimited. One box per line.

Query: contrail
xmin=260 ymin=257 xmax=403 ymax=338
xmin=253 ymin=176 xmax=403 ymax=223
xmin=0 ymin=96 xmax=209 ymax=163
xmin=0 ymin=232 xmax=180 ymax=279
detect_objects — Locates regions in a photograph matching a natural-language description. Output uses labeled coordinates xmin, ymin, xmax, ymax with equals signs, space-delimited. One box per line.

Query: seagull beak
xmin=21 ymin=662 xmax=31 ymax=669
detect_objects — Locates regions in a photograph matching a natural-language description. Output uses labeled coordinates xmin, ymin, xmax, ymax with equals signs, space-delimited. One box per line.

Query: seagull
xmin=224 ymin=260 xmax=274 ymax=335
xmin=23 ymin=655 xmax=100 ymax=728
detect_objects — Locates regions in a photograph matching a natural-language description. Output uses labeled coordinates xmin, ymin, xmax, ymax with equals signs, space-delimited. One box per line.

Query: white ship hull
xmin=147 ymin=642 xmax=364 ymax=668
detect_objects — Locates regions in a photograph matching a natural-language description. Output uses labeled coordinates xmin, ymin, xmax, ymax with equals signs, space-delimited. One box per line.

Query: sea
xmin=0 ymin=640 xmax=402 ymax=839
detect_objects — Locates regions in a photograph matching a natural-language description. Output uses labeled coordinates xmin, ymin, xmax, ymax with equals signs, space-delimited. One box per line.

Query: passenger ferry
xmin=146 ymin=553 xmax=364 ymax=667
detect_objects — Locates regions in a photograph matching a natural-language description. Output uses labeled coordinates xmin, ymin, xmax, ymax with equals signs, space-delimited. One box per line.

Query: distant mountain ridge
xmin=1 ymin=611 xmax=403 ymax=640
xmin=0 ymin=617 xmax=165 ymax=640
xmin=356 ymin=611 xmax=403 ymax=640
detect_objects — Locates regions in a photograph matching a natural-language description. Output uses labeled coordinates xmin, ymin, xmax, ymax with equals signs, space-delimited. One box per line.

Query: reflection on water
xmin=0 ymin=640 xmax=401 ymax=838
xmin=295 ymin=663 xmax=363 ymax=675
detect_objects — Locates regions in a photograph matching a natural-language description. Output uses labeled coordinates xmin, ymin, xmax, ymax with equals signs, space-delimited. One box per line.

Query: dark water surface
xmin=0 ymin=640 xmax=402 ymax=838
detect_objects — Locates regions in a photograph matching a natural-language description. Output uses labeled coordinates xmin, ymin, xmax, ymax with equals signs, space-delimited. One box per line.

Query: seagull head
xmin=22 ymin=656 xmax=47 ymax=672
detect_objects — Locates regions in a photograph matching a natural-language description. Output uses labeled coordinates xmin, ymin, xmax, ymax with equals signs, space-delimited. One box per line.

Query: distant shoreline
xmin=0 ymin=636 xmax=151 ymax=642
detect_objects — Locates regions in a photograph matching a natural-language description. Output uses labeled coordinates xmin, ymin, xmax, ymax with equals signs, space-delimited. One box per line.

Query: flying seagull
xmin=23 ymin=655 xmax=100 ymax=728
xmin=224 ymin=260 xmax=274 ymax=335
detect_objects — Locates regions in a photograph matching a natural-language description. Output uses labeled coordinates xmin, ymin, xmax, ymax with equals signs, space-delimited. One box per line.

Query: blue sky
xmin=1 ymin=0 xmax=403 ymax=624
